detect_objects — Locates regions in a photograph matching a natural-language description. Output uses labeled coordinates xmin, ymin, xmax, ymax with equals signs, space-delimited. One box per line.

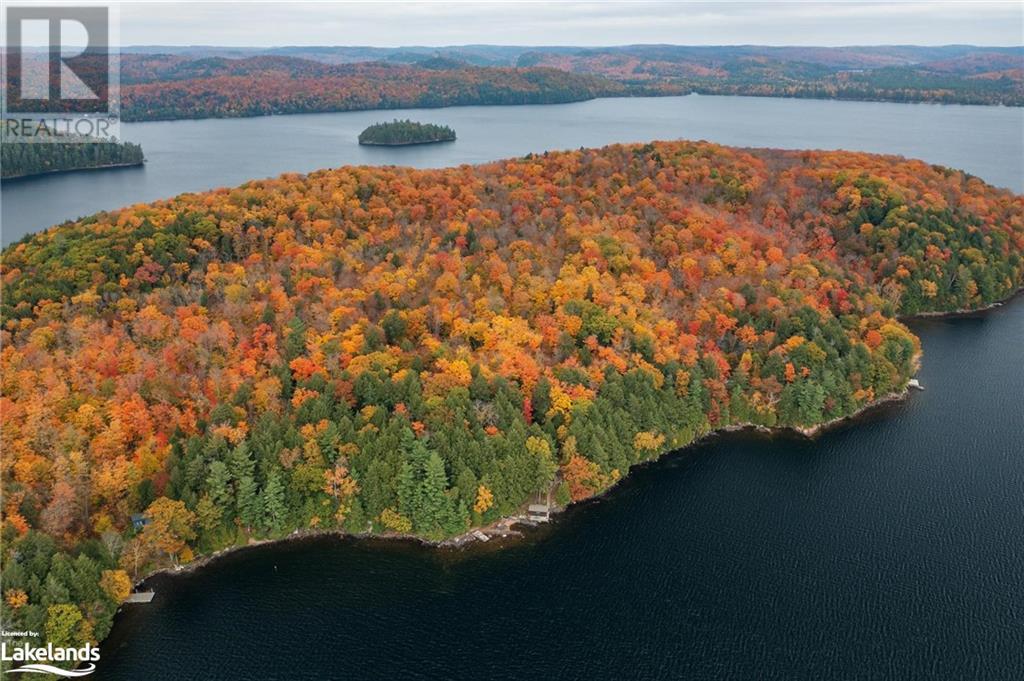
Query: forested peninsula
xmin=1 ymin=138 xmax=144 ymax=180
xmin=1 ymin=141 xmax=1022 ymax=655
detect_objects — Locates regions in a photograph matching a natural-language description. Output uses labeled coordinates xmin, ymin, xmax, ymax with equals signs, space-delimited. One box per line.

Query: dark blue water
xmin=97 ymin=300 xmax=1024 ymax=680
xmin=3 ymin=95 xmax=1022 ymax=246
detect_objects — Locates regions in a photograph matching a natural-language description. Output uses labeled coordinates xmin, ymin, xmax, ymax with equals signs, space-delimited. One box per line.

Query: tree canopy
xmin=117 ymin=56 xmax=626 ymax=121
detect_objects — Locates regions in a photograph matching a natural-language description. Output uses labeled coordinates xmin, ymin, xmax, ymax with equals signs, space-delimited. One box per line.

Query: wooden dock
xmin=125 ymin=591 xmax=155 ymax=603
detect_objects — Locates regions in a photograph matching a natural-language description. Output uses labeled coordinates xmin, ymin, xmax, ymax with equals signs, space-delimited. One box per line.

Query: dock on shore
xmin=126 ymin=591 xmax=155 ymax=603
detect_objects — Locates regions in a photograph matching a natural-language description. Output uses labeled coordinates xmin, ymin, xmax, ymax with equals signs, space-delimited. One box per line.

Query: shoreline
xmin=899 ymin=288 xmax=1022 ymax=321
xmin=359 ymin=137 xmax=456 ymax=147
xmin=1 ymin=160 xmax=145 ymax=183
xmin=130 ymin=375 xmax=918 ymax=590
xmin=118 ymin=91 xmax=1021 ymax=125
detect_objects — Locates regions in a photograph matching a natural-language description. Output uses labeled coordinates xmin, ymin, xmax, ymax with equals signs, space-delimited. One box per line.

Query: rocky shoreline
xmin=131 ymin=373 xmax=919 ymax=589
xmin=899 ymin=287 xmax=1022 ymax=321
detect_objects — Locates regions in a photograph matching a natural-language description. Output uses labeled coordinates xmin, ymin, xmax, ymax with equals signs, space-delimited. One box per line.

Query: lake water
xmin=97 ymin=299 xmax=1024 ymax=680
xmin=3 ymin=94 xmax=1022 ymax=246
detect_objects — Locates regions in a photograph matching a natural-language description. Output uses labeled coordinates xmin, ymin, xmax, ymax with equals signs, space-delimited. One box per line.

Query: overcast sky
xmin=15 ymin=1 xmax=1024 ymax=47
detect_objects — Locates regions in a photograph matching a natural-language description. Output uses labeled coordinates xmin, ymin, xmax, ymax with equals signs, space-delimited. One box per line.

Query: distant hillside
xmin=118 ymin=55 xmax=627 ymax=121
xmin=515 ymin=45 xmax=1024 ymax=106
xmin=118 ymin=45 xmax=1024 ymax=108
xmin=120 ymin=44 xmax=1023 ymax=69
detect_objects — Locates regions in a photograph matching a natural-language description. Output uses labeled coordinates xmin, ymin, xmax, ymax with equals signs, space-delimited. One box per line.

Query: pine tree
xmin=396 ymin=459 xmax=419 ymax=523
xmin=206 ymin=461 xmax=232 ymax=511
xmin=236 ymin=476 xmax=260 ymax=530
xmin=261 ymin=470 xmax=287 ymax=533
xmin=420 ymin=452 xmax=453 ymax=536
xmin=228 ymin=442 xmax=255 ymax=481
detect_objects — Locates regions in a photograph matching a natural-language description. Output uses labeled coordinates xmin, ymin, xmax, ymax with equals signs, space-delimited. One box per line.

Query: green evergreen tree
xmin=236 ymin=476 xmax=260 ymax=530
xmin=206 ymin=461 xmax=232 ymax=511
xmin=262 ymin=470 xmax=287 ymax=533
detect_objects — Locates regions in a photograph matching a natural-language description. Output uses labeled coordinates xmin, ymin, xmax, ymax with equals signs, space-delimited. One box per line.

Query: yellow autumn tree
xmin=379 ymin=508 xmax=412 ymax=533
xmin=633 ymin=431 xmax=665 ymax=453
xmin=5 ymin=589 xmax=28 ymax=610
xmin=99 ymin=570 xmax=132 ymax=603
xmin=473 ymin=485 xmax=494 ymax=515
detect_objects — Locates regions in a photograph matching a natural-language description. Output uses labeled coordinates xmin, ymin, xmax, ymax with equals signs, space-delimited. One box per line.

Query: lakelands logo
xmin=1 ymin=641 xmax=99 ymax=677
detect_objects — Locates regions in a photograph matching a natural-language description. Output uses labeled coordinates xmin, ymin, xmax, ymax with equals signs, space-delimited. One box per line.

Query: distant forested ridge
xmin=358 ymin=120 xmax=455 ymax=145
xmin=1 ymin=141 xmax=1021 ymax=661
xmin=117 ymin=56 xmax=627 ymax=121
xmin=1 ymin=136 xmax=144 ymax=179
xmin=109 ymin=45 xmax=1024 ymax=119
xmin=517 ymin=45 xmax=1024 ymax=106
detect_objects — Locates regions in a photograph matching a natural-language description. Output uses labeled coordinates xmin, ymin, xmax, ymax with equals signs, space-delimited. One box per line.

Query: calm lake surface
xmin=97 ymin=299 xmax=1024 ymax=680
xmin=2 ymin=94 xmax=1023 ymax=246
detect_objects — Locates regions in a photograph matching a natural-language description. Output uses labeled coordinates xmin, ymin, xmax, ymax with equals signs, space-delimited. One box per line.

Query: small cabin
xmin=131 ymin=514 xmax=151 ymax=531
xmin=527 ymin=504 xmax=550 ymax=523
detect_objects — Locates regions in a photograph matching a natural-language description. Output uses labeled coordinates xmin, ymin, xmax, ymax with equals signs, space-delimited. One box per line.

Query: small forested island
xmin=1 ymin=136 xmax=145 ymax=179
xmin=1 ymin=141 xmax=1021 ymax=654
xmin=358 ymin=120 xmax=456 ymax=146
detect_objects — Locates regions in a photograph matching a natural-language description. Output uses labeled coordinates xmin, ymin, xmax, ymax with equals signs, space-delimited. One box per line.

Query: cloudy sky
xmin=16 ymin=1 xmax=1024 ymax=47
xmin=117 ymin=1 xmax=1023 ymax=47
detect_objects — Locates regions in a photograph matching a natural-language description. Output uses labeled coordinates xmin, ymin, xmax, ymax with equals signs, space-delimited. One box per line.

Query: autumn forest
xmin=118 ymin=56 xmax=626 ymax=121
xmin=2 ymin=140 xmax=1022 ymax=651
